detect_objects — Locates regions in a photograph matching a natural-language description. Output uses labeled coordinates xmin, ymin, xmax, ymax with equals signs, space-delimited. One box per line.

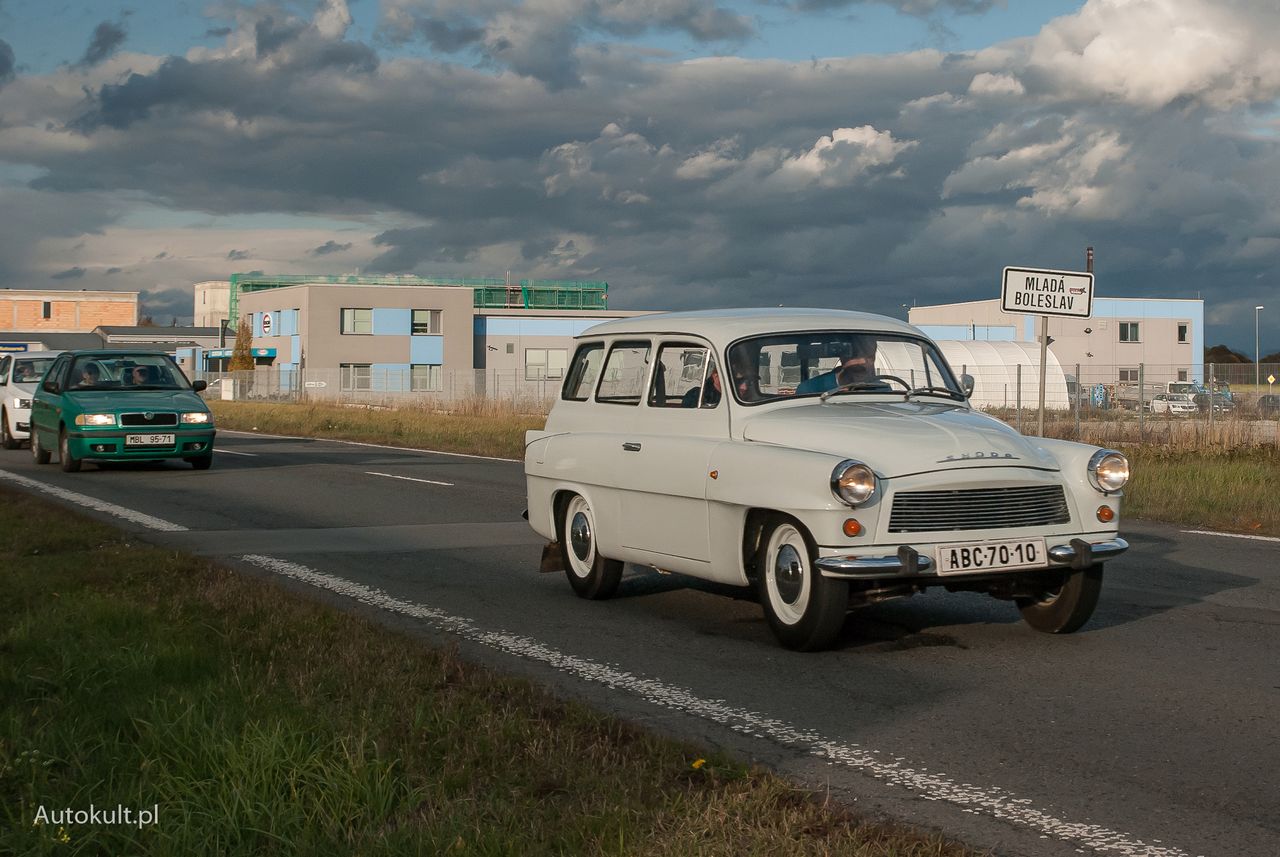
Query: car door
xmin=615 ymin=340 xmax=726 ymax=565
xmin=30 ymin=354 xmax=69 ymax=442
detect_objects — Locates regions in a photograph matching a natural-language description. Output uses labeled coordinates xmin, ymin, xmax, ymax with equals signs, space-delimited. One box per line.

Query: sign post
xmin=1001 ymin=266 xmax=1095 ymax=436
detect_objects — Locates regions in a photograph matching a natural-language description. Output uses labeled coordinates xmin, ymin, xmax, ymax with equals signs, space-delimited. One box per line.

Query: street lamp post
xmin=1257 ymin=305 xmax=1265 ymax=389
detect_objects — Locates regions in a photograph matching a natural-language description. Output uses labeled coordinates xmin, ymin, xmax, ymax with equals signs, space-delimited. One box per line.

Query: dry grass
xmin=1 ymin=488 xmax=979 ymax=856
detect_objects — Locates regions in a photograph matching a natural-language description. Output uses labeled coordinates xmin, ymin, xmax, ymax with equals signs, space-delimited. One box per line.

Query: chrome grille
xmin=888 ymin=485 xmax=1071 ymax=533
xmin=121 ymin=412 xmax=178 ymax=427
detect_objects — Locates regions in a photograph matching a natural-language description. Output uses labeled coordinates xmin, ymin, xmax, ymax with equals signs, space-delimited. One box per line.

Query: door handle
xmin=622 ymin=442 xmax=642 ymax=452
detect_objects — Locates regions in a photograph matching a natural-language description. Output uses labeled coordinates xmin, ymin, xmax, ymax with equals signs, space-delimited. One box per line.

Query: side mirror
xmin=192 ymin=380 xmax=208 ymax=393
xmin=960 ymin=373 xmax=975 ymax=399
xmin=42 ymin=379 xmax=60 ymax=394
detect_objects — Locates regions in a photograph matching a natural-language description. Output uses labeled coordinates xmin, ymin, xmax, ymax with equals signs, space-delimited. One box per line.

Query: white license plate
xmin=125 ymin=434 xmax=175 ymax=447
xmin=935 ymin=538 xmax=1047 ymax=575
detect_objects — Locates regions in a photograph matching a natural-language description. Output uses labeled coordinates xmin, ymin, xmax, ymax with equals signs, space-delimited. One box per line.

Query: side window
xmin=562 ymin=343 xmax=605 ymax=401
xmin=0 ymin=356 xmax=9 ymax=385
xmin=595 ymin=341 xmax=651 ymax=405
xmin=648 ymin=343 xmax=716 ymax=409
xmin=44 ymin=356 xmax=69 ymax=392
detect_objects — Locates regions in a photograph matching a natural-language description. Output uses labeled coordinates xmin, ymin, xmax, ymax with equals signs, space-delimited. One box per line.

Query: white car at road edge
xmin=1 ymin=351 xmax=62 ymax=449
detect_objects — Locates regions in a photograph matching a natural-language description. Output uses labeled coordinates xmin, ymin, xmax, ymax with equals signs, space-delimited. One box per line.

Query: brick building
xmin=0 ymin=289 xmax=139 ymax=332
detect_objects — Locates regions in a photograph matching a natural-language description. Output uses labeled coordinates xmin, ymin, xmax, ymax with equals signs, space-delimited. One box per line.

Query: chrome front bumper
xmin=816 ymin=537 xmax=1129 ymax=580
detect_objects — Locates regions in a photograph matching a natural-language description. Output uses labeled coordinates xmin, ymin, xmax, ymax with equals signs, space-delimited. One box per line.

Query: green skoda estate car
xmin=30 ymin=351 xmax=216 ymax=472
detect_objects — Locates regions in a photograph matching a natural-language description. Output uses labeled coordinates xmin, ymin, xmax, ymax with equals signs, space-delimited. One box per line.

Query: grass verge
xmin=209 ymin=400 xmax=1280 ymax=536
xmin=0 ymin=487 xmax=975 ymax=856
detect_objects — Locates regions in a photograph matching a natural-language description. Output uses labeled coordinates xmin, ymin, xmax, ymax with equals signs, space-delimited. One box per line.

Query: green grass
xmin=0 ymin=489 xmax=975 ymax=856
xmin=1111 ymin=446 xmax=1280 ymax=534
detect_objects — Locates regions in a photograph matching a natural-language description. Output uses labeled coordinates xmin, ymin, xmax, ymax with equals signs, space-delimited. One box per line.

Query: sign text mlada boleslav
xmin=1001 ymin=267 xmax=1094 ymax=318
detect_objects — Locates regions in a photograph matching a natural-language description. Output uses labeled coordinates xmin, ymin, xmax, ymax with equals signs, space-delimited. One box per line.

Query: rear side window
xmin=562 ymin=343 xmax=605 ymax=401
xmin=595 ymin=341 xmax=651 ymax=405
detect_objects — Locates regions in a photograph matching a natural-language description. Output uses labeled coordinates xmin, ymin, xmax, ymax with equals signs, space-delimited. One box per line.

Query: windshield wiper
xmin=819 ymin=382 xmax=895 ymax=402
xmin=904 ymin=386 xmax=966 ymax=402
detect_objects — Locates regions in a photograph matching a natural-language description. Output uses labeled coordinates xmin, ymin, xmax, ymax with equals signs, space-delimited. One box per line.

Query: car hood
xmin=739 ymin=400 xmax=1059 ymax=477
xmin=64 ymin=390 xmax=208 ymax=412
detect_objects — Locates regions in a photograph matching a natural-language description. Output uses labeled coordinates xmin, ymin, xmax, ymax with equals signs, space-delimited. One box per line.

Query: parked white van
xmin=0 ymin=351 xmax=62 ymax=449
xmin=523 ymin=309 xmax=1129 ymax=650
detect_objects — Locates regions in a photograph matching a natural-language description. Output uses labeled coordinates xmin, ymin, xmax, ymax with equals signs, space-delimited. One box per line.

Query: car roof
xmin=576 ymin=307 xmax=921 ymax=346
xmin=7 ymin=351 xmax=62 ymax=359
xmin=62 ymin=349 xmax=172 ymax=358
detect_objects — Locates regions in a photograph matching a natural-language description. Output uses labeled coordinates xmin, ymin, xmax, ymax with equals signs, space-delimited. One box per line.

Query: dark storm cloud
xmin=312 ymin=240 xmax=352 ymax=255
xmin=227 ymin=249 xmax=250 ymax=260
xmin=415 ymin=18 xmax=485 ymax=52
xmin=76 ymin=21 xmax=127 ymax=69
xmin=205 ymin=27 xmax=233 ymax=39
xmin=51 ymin=266 xmax=86 ymax=280
xmin=0 ymin=39 xmax=14 ymax=88
xmin=139 ymin=287 xmax=193 ymax=322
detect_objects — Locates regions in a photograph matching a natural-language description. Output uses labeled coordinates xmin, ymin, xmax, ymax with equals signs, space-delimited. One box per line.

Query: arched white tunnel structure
xmin=933 ymin=341 xmax=1070 ymax=411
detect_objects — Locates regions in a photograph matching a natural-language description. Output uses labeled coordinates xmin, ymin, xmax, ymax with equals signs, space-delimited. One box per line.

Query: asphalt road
xmin=1 ymin=431 xmax=1276 ymax=857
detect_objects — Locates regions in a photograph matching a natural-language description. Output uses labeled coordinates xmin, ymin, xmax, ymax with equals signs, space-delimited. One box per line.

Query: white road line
xmin=239 ymin=552 xmax=1191 ymax=857
xmin=365 ymin=470 xmax=453 ymax=487
xmin=0 ymin=469 xmax=187 ymax=532
xmin=216 ymin=449 xmax=258 ymax=457
xmin=1181 ymin=529 xmax=1280 ymax=543
xmin=220 ymin=428 xmax=520 ymax=463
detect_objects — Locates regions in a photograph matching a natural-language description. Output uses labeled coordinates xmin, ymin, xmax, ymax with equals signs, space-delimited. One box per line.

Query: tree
xmin=228 ymin=316 xmax=255 ymax=371
xmin=138 ymin=314 xmax=156 ymax=327
xmin=1204 ymin=344 xmax=1250 ymax=364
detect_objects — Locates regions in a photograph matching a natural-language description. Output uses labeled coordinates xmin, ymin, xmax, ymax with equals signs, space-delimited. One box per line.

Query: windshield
xmin=726 ymin=331 xmax=962 ymax=404
xmin=11 ymin=358 xmax=56 ymax=383
xmin=68 ymin=355 xmax=191 ymax=391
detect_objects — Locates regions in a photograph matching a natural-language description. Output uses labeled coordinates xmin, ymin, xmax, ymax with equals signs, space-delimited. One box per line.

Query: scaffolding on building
xmin=228 ymin=273 xmax=609 ymax=323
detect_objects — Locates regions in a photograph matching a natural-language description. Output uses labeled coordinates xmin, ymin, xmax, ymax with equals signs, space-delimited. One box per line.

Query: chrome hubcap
xmin=570 ymin=511 xmax=592 ymax=562
xmin=774 ymin=544 xmax=804 ymax=606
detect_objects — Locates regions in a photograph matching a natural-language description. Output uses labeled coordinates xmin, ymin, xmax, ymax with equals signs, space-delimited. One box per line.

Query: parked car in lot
xmin=1257 ymin=394 xmax=1280 ymax=418
xmin=0 ymin=350 xmax=62 ymax=449
xmin=524 ymin=309 xmax=1130 ymax=650
xmin=1194 ymin=391 xmax=1235 ymax=414
xmin=29 ymin=350 xmax=216 ymax=472
xmin=1150 ymin=393 xmax=1198 ymax=415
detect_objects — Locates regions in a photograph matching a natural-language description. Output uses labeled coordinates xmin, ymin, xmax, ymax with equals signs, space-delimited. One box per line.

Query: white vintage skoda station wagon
xmin=524 ymin=309 xmax=1129 ymax=651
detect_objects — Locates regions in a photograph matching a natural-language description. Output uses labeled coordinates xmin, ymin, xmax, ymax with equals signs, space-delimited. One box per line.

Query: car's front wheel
xmin=756 ymin=515 xmax=848 ymax=651
xmin=0 ymin=409 xmax=16 ymax=450
xmin=31 ymin=428 xmax=51 ymax=464
xmin=59 ymin=428 xmax=83 ymax=473
xmin=558 ymin=494 xmax=623 ymax=600
xmin=1016 ymin=564 xmax=1102 ymax=633
xmin=187 ymin=454 xmax=213 ymax=470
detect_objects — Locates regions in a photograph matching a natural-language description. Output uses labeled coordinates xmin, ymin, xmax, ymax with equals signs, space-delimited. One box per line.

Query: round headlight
xmin=831 ymin=460 xmax=876 ymax=507
xmin=1088 ymin=449 xmax=1129 ymax=493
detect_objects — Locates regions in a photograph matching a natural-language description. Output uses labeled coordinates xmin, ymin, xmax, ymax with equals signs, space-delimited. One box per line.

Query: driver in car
xmin=795 ymin=337 xmax=878 ymax=395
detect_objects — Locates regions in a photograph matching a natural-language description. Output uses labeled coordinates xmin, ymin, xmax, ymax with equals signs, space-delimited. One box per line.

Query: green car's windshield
xmin=726 ymin=331 xmax=962 ymax=405
xmin=12 ymin=358 xmax=56 ymax=383
xmin=69 ymin=355 xmax=191 ymax=391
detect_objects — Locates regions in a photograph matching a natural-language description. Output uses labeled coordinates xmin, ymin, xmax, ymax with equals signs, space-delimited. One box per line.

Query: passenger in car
xmin=795 ymin=337 xmax=879 ymax=395
xmin=74 ymin=363 xmax=101 ymax=388
xmin=681 ymin=365 xmax=722 ymax=408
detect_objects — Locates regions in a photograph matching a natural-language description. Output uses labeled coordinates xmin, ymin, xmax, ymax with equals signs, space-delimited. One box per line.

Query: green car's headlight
xmin=75 ymin=413 xmax=117 ymax=427
xmin=181 ymin=412 xmax=212 ymax=424
xmin=831 ymin=460 xmax=876 ymax=507
xmin=1088 ymin=449 xmax=1129 ymax=494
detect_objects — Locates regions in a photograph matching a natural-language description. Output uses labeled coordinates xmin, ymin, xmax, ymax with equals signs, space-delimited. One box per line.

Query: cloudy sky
xmin=0 ymin=0 xmax=1277 ymax=352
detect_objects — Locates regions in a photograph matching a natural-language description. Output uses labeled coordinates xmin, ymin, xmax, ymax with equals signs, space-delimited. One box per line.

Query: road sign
xmin=1269 ymin=374 xmax=1276 ymax=385
xmin=1001 ymin=267 xmax=1094 ymax=318
xmin=261 ymin=313 xmax=273 ymax=336
xmin=304 ymin=380 xmax=327 ymax=388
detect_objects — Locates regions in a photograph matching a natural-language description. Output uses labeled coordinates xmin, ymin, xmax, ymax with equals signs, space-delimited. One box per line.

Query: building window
xmin=1178 ymin=369 xmax=1188 ymax=381
xmin=524 ymin=348 xmax=568 ymax=380
xmin=411 ymin=364 xmax=442 ymax=392
xmin=340 ymin=363 xmax=372 ymax=391
xmin=412 ymin=309 xmax=442 ymax=335
xmin=1119 ymin=368 xmax=1140 ymax=383
xmin=1177 ymin=323 xmax=1188 ymax=343
xmin=1119 ymin=322 xmax=1140 ymax=343
xmin=340 ymin=308 xmax=372 ymax=335
xmin=42 ymin=301 xmax=52 ymax=319
xmin=505 ymin=343 xmax=514 ymax=354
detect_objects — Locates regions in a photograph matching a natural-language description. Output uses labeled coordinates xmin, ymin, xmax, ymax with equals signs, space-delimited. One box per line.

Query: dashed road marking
xmin=239 ymin=552 xmax=1193 ymax=857
xmin=1180 ymin=529 xmax=1280 ymax=543
xmin=365 ymin=471 xmax=454 ymax=487
xmin=216 ymin=449 xmax=258 ymax=457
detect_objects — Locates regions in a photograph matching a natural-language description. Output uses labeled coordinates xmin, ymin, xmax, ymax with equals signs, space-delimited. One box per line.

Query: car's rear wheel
xmin=59 ymin=428 xmax=82 ymax=473
xmin=31 ymin=428 xmax=51 ymax=464
xmin=0 ymin=409 xmax=16 ymax=450
xmin=558 ymin=494 xmax=623 ymax=600
xmin=1016 ymin=564 xmax=1103 ymax=633
xmin=187 ymin=454 xmax=213 ymax=470
xmin=756 ymin=515 xmax=848 ymax=651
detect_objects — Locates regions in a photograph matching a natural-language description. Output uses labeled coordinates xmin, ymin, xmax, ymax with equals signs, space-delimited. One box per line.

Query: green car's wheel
xmin=59 ymin=428 xmax=82 ymax=473
xmin=31 ymin=428 xmax=51 ymax=464
xmin=187 ymin=454 xmax=213 ymax=470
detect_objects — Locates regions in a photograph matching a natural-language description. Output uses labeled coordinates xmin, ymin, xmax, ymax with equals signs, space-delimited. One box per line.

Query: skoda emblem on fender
xmin=937 ymin=451 xmax=1020 ymax=463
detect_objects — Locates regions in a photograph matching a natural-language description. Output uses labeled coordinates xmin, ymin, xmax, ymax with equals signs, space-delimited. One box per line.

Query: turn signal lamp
xmin=842 ymin=519 xmax=863 ymax=538
xmin=1096 ymin=505 xmax=1115 ymax=523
